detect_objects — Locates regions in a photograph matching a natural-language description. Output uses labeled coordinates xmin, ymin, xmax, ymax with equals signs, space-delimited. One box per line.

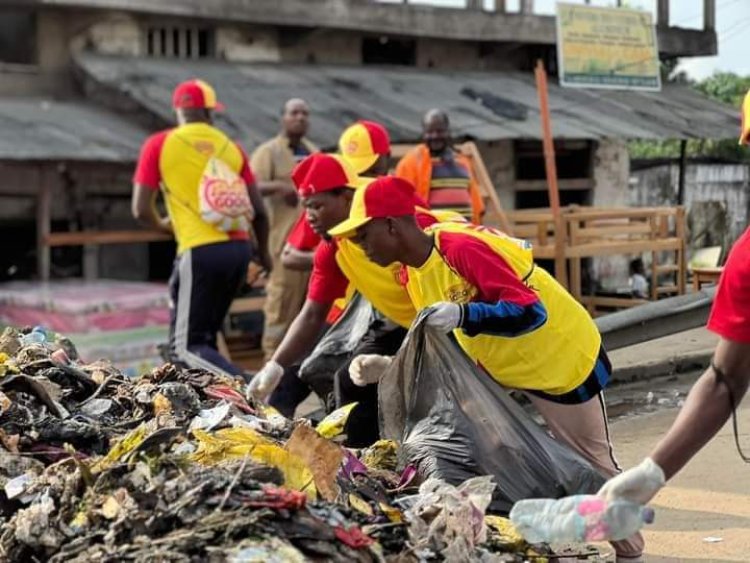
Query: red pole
xmin=535 ymin=59 xmax=561 ymax=217
xmin=535 ymin=59 xmax=568 ymax=288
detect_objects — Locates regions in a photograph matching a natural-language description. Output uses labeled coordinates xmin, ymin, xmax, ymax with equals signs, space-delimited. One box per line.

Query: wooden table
xmin=692 ymin=267 xmax=723 ymax=291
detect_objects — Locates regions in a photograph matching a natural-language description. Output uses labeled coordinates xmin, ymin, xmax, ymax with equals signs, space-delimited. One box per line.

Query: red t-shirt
xmin=307 ymin=210 xmax=441 ymax=305
xmin=286 ymin=212 xmax=321 ymax=252
xmin=707 ymin=227 xmax=750 ymax=343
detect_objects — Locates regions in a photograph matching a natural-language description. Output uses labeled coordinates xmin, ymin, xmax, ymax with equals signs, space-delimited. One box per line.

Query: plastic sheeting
xmin=379 ymin=314 xmax=606 ymax=513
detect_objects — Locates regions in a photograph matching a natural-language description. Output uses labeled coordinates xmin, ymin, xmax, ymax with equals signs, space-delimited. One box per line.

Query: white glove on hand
xmin=598 ymin=457 xmax=666 ymax=505
xmin=349 ymin=354 xmax=393 ymax=387
xmin=424 ymin=302 xmax=462 ymax=333
xmin=247 ymin=360 xmax=284 ymax=402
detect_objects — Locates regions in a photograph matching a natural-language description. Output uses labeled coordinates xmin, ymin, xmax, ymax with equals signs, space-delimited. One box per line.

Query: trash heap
xmin=0 ymin=326 xmax=565 ymax=562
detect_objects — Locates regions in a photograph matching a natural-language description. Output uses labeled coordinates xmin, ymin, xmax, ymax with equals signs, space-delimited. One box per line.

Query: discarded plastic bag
xmin=316 ymin=402 xmax=358 ymax=439
xmin=379 ymin=314 xmax=606 ymax=513
xmin=298 ymin=294 xmax=375 ymax=399
xmin=404 ymin=476 xmax=495 ymax=561
xmin=191 ymin=428 xmax=317 ymax=499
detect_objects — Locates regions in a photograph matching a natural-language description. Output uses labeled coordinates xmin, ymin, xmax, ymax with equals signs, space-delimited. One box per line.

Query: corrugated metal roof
xmin=0 ymin=98 xmax=146 ymax=161
xmin=77 ymin=54 xmax=739 ymax=149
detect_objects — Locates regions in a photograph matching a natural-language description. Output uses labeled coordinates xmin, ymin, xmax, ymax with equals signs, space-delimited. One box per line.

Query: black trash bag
xmin=298 ymin=293 xmax=375 ymax=401
xmin=379 ymin=313 xmax=606 ymax=513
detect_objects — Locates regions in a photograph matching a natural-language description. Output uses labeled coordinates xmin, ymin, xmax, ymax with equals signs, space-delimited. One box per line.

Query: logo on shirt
xmin=193 ymin=141 xmax=215 ymax=156
xmin=444 ymin=282 xmax=477 ymax=304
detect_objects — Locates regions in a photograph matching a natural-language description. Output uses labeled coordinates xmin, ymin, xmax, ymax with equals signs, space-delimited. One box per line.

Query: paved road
xmin=601 ymin=372 xmax=750 ymax=562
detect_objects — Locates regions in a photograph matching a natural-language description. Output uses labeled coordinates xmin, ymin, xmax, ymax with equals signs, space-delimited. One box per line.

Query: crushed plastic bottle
xmin=20 ymin=327 xmax=48 ymax=347
xmin=509 ymin=494 xmax=654 ymax=543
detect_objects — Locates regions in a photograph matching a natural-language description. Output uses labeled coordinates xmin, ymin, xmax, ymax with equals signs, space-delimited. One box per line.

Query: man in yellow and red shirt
xmin=281 ymin=120 xmax=392 ymax=274
xmin=267 ymin=121 xmax=393 ymax=417
xmin=331 ymin=177 xmax=644 ymax=561
xmin=132 ymin=79 xmax=270 ymax=378
xmin=248 ymin=153 xmax=461 ymax=445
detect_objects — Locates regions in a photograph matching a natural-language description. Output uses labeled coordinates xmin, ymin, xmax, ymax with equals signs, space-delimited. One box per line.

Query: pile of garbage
xmin=0 ymin=326 xmax=555 ymax=562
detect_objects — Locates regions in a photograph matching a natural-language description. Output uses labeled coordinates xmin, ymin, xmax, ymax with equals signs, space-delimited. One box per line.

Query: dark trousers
xmin=168 ymin=240 xmax=251 ymax=377
xmin=334 ymin=322 xmax=407 ymax=447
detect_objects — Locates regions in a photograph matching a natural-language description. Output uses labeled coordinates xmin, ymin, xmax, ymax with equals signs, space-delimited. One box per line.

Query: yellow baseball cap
xmin=740 ymin=89 xmax=750 ymax=145
xmin=338 ymin=120 xmax=391 ymax=174
xmin=328 ymin=176 xmax=417 ymax=238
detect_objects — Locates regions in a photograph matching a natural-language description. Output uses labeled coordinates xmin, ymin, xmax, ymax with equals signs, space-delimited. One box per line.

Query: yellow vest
xmin=159 ymin=123 xmax=248 ymax=254
xmin=335 ymin=208 xmax=465 ymax=328
xmin=404 ymin=223 xmax=601 ymax=395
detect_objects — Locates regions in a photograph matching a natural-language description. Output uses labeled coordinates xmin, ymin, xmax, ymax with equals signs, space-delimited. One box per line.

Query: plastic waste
xmin=379 ymin=312 xmax=606 ymax=513
xmin=316 ymin=402 xmax=358 ymax=439
xmin=404 ymin=476 xmax=495 ymax=562
xmin=509 ymin=494 xmax=655 ymax=543
xmin=20 ymin=328 xmax=47 ymax=347
xmin=191 ymin=428 xmax=317 ymax=499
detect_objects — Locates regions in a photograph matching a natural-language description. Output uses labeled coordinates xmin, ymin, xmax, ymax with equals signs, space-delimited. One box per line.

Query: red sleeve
xmin=439 ymin=231 xmax=539 ymax=306
xmin=238 ymin=145 xmax=256 ymax=186
xmin=132 ymin=131 xmax=169 ymax=189
xmin=707 ymin=228 xmax=750 ymax=343
xmin=307 ymin=240 xmax=349 ymax=304
xmin=287 ymin=213 xmax=321 ymax=251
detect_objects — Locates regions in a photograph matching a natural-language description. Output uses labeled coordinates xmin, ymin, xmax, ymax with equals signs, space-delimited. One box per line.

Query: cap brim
xmin=213 ymin=101 xmax=226 ymax=112
xmin=328 ymin=216 xmax=372 ymax=239
xmin=342 ymin=153 xmax=379 ymax=175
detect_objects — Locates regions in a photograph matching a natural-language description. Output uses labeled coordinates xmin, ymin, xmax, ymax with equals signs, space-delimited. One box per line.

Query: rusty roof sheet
xmin=77 ymin=54 xmax=740 ymax=149
xmin=0 ymin=98 xmax=146 ymax=161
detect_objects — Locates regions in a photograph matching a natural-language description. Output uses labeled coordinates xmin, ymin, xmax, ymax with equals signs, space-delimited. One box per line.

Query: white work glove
xmin=349 ymin=354 xmax=393 ymax=387
xmin=424 ymin=302 xmax=462 ymax=333
xmin=598 ymin=457 xmax=666 ymax=505
xmin=247 ymin=360 xmax=284 ymax=402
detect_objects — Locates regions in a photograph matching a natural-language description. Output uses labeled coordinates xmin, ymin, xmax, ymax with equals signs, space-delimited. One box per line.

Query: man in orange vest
xmin=132 ymin=79 xmax=270 ymax=378
xmin=395 ymin=109 xmax=484 ymax=224
xmin=330 ymin=177 xmax=644 ymax=562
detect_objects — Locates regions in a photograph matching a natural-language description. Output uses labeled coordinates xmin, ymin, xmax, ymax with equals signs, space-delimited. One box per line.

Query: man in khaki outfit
xmin=251 ymin=99 xmax=317 ymax=359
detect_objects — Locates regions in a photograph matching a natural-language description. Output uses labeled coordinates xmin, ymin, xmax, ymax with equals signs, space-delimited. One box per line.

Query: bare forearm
xmin=252 ymin=210 xmax=270 ymax=259
xmin=281 ymin=245 xmax=314 ymax=271
xmin=271 ymin=301 xmax=328 ymax=367
xmin=651 ymin=368 xmax=736 ymax=479
xmin=257 ymin=180 xmax=290 ymax=197
xmin=651 ymin=339 xmax=750 ymax=480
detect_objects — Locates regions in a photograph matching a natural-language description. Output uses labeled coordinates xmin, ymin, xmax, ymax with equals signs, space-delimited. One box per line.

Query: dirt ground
xmin=603 ymin=378 xmax=750 ymax=562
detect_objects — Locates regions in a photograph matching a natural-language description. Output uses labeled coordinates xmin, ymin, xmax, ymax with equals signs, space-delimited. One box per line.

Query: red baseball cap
xmin=338 ymin=120 xmax=391 ymax=174
xmin=328 ymin=176 xmax=416 ymax=237
xmin=172 ymin=79 xmax=225 ymax=111
xmin=292 ymin=153 xmax=370 ymax=198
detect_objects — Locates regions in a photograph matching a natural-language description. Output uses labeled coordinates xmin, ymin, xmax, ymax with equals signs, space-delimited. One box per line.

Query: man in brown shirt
xmin=251 ymin=99 xmax=318 ymax=359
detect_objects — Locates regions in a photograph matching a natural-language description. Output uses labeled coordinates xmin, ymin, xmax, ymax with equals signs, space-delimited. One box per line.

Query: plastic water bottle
xmin=20 ymin=326 xmax=48 ymax=347
xmin=509 ymin=495 xmax=654 ymax=543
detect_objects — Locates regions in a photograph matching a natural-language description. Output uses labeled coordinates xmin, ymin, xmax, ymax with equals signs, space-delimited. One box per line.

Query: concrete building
xmin=0 ymin=0 xmax=736 ymax=284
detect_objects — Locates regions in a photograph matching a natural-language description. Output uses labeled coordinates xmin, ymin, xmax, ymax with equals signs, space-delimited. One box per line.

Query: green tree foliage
xmin=629 ymin=71 xmax=749 ymax=162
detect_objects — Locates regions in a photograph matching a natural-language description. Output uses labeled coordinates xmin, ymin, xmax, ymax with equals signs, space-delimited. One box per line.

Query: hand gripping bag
xmin=378 ymin=313 xmax=606 ymax=513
